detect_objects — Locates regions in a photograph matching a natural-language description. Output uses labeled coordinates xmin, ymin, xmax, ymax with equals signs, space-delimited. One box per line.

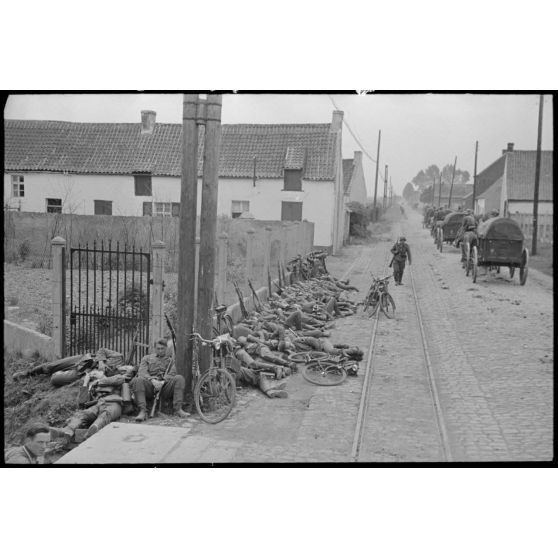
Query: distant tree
xmin=402 ymin=182 xmax=416 ymax=200
xmin=419 ymin=185 xmax=435 ymax=204
xmin=441 ymin=164 xmax=471 ymax=184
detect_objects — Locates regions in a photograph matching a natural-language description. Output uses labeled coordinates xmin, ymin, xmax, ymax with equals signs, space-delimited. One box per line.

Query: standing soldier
xmin=390 ymin=236 xmax=412 ymax=286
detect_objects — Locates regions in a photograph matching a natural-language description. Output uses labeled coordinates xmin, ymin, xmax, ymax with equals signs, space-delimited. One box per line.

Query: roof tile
xmin=4 ymin=120 xmax=337 ymax=181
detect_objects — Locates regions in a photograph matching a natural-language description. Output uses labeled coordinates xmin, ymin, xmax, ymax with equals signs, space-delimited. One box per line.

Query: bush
xmin=17 ymin=239 xmax=31 ymax=262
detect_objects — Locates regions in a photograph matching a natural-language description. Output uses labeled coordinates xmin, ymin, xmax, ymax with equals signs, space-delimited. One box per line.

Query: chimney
xmin=141 ymin=110 xmax=156 ymax=134
xmin=331 ymin=110 xmax=343 ymax=133
xmin=353 ymin=151 xmax=363 ymax=166
xmin=502 ymin=142 xmax=514 ymax=155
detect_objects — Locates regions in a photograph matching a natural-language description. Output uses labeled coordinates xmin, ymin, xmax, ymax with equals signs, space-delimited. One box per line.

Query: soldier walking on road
xmin=390 ymin=236 xmax=412 ymax=286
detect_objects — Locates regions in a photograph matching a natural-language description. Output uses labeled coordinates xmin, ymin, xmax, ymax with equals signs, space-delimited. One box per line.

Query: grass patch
xmin=4 ymin=352 xmax=80 ymax=459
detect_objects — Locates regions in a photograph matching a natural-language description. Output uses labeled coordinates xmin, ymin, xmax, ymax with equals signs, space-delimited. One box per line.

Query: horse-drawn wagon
xmin=436 ymin=211 xmax=466 ymax=252
xmin=467 ymin=217 xmax=528 ymax=285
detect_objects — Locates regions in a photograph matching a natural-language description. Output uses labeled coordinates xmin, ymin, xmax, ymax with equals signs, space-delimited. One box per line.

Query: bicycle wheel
xmin=194 ymin=367 xmax=236 ymax=424
xmin=367 ymin=296 xmax=380 ymax=318
xmin=302 ymin=361 xmax=347 ymax=386
xmin=289 ymin=351 xmax=329 ymax=364
xmin=381 ymin=292 xmax=396 ymax=318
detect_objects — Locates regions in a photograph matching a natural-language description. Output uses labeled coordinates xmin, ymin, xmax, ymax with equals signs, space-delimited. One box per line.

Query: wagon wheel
xmin=472 ymin=246 xmax=478 ymax=283
xmin=519 ymin=248 xmax=529 ymax=286
xmin=509 ymin=266 xmax=515 ymax=278
xmin=465 ymin=242 xmax=471 ymax=276
xmin=438 ymin=229 xmax=444 ymax=252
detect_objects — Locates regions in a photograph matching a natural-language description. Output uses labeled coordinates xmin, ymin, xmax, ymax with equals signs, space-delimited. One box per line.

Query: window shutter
xmin=143 ymin=202 xmax=153 ymax=216
xmin=172 ymin=203 xmax=180 ymax=217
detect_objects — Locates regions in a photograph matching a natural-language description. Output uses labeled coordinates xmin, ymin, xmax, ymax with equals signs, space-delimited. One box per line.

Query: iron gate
xmin=67 ymin=241 xmax=151 ymax=365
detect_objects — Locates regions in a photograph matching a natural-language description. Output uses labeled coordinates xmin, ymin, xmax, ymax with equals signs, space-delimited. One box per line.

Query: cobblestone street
xmin=60 ymin=207 xmax=553 ymax=464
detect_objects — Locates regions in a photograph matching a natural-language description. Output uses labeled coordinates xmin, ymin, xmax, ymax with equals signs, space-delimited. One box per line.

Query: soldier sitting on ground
xmin=132 ymin=338 xmax=189 ymax=422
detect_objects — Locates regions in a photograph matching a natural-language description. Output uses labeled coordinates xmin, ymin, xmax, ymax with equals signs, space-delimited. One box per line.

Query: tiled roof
xmin=4 ymin=120 xmax=337 ymax=181
xmin=342 ymin=159 xmax=354 ymax=193
xmin=505 ymin=150 xmax=553 ymax=201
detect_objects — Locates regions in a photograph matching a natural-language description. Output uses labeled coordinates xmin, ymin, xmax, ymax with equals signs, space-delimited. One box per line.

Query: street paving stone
xmin=57 ymin=208 xmax=553 ymax=463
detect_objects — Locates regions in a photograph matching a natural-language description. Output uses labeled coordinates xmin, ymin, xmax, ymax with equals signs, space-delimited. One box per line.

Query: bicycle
xmin=213 ymin=304 xmax=234 ymax=337
xmin=362 ymin=274 xmax=396 ymax=319
xmin=191 ymin=331 xmax=237 ymax=424
xmin=302 ymin=354 xmax=358 ymax=386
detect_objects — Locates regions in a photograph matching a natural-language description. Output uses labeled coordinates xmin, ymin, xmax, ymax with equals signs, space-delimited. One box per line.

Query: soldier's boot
xmin=49 ymin=416 xmax=82 ymax=446
xmin=85 ymin=411 xmax=112 ymax=439
xmin=135 ymin=409 xmax=147 ymax=422
xmin=259 ymin=375 xmax=288 ymax=398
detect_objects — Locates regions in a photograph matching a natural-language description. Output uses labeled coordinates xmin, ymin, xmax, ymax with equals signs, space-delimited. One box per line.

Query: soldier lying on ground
xmin=13 ymin=347 xmax=124 ymax=386
xmin=50 ymin=363 xmax=136 ymax=446
xmin=4 ymin=423 xmax=50 ymax=464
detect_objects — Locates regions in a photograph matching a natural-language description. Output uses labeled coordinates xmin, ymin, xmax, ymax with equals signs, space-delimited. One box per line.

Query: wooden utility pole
xmin=383 ymin=165 xmax=388 ymax=210
xmin=373 ymin=130 xmax=381 ymax=219
xmin=448 ymin=156 xmax=457 ymax=209
xmin=472 ymin=141 xmax=478 ymax=214
xmin=197 ymin=94 xmax=223 ymax=373
xmin=389 ymin=177 xmax=393 ymax=207
xmin=438 ymin=175 xmax=442 ymax=206
xmin=177 ymin=94 xmax=200 ymax=395
xmin=532 ymin=94 xmax=544 ymax=256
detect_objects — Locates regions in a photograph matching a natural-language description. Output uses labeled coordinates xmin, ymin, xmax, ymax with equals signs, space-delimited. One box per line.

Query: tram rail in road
xmin=351 ymin=224 xmax=453 ymax=462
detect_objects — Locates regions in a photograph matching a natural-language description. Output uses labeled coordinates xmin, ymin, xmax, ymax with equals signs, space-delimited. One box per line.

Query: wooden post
xmin=448 ymin=156 xmax=457 ymax=209
xmin=150 ymin=240 xmax=166 ymax=343
xmin=51 ymin=236 xmax=66 ymax=358
xmin=472 ymin=141 xmax=478 ymax=214
xmin=245 ymin=227 xmax=255 ymax=289
xmin=216 ymin=232 xmax=228 ymax=305
xmin=532 ymin=94 xmax=544 ymax=256
xmin=263 ymin=225 xmax=272 ymax=293
xmin=177 ymin=94 xmax=199 ymax=394
xmin=383 ymin=165 xmax=388 ymax=210
xmin=373 ymin=130 xmax=381 ymax=218
xmin=438 ymin=175 xmax=442 ymax=207
xmin=197 ymin=94 xmax=222 ymax=374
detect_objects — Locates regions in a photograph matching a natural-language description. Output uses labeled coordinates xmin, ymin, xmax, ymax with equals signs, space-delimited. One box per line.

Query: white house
xmin=464 ymin=143 xmax=553 ymax=216
xmin=4 ymin=110 xmax=347 ymax=253
xmin=342 ymin=151 xmax=368 ymax=242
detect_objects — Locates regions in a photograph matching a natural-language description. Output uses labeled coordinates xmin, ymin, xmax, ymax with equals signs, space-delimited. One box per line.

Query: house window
xmin=171 ymin=202 xmax=180 ymax=217
xmin=154 ymin=202 xmax=172 ymax=216
xmin=134 ymin=174 xmax=152 ymax=196
xmin=143 ymin=202 xmax=153 ymax=216
xmin=231 ymin=200 xmax=250 ymax=218
xmin=281 ymin=201 xmax=303 ymax=221
xmin=94 ymin=200 xmax=113 ymax=215
xmin=284 ymin=169 xmax=302 ymax=191
xmin=46 ymin=198 xmax=62 ymax=213
xmin=11 ymin=175 xmax=24 ymax=197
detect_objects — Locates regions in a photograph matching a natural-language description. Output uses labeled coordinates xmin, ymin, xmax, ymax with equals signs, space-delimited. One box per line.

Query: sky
xmin=3 ymin=93 xmax=553 ymax=197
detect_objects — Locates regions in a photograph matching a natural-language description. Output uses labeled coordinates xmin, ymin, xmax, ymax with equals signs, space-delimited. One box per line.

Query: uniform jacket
xmin=4 ymin=445 xmax=41 ymax=464
xmin=391 ymin=242 xmax=412 ymax=264
xmin=137 ymin=352 xmax=176 ymax=380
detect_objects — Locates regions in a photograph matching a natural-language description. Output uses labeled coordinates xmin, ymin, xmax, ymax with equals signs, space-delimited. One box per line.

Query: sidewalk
xmin=56 ymin=240 xmax=381 ymax=464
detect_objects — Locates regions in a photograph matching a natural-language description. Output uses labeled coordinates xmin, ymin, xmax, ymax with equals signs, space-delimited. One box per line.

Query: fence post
xmin=281 ymin=223 xmax=289 ymax=265
xmin=151 ymin=240 xmax=166 ymax=343
xmin=216 ymin=232 xmax=228 ymax=304
xmin=51 ymin=236 xmax=66 ymax=358
xmin=263 ymin=226 xmax=272 ymax=291
xmin=245 ymin=227 xmax=255 ymax=288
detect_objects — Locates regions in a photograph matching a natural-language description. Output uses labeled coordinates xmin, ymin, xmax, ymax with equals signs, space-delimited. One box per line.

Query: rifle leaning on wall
xmin=247 ymin=279 xmax=263 ymax=313
xmin=232 ymin=280 xmax=249 ymax=319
